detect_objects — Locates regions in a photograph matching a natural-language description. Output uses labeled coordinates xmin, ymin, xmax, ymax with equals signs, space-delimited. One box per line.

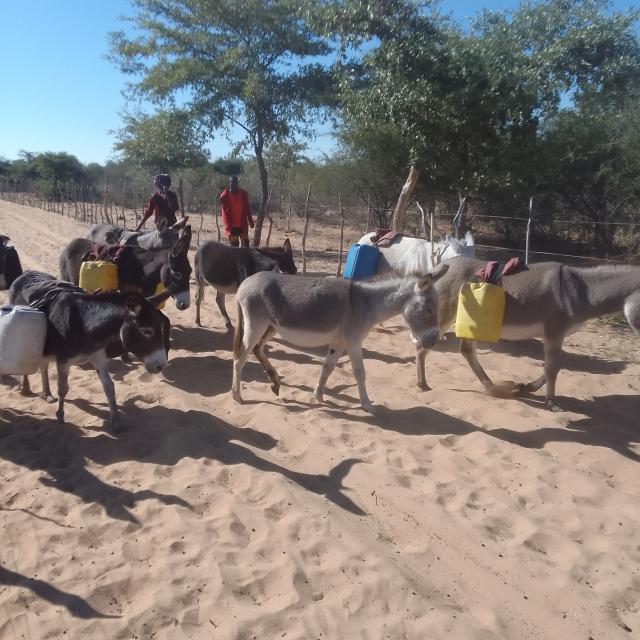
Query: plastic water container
xmin=0 ymin=305 xmax=47 ymax=375
xmin=154 ymin=282 xmax=166 ymax=310
xmin=79 ymin=260 xmax=118 ymax=292
xmin=343 ymin=244 xmax=380 ymax=280
xmin=455 ymin=282 xmax=506 ymax=343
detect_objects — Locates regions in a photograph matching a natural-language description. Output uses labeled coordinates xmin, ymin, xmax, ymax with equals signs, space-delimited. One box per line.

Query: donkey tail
xmin=233 ymin=302 xmax=245 ymax=358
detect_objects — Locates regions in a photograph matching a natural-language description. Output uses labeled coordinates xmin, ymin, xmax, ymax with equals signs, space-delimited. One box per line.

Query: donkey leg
xmin=231 ymin=313 xmax=263 ymax=404
xmin=416 ymin=347 xmax=431 ymax=391
xmin=216 ymin=291 xmax=233 ymax=331
xmin=19 ymin=375 xmax=32 ymax=396
xmin=41 ymin=363 xmax=55 ymax=403
xmin=314 ymin=345 xmax=344 ymax=404
xmin=91 ymin=352 xmax=122 ymax=431
xmin=459 ymin=339 xmax=495 ymax=391
xmin=542 ymin=337 xmax=564 ymax=412
xmin=347 ymin=343 xmax=374 ymax=413
xmin=194 ymin=280 xmax=205 ymax=327
xmin=252 ymin=328 xmax=280 ymax=396
xmin=55 ymin=362 xmax=70 ymax=424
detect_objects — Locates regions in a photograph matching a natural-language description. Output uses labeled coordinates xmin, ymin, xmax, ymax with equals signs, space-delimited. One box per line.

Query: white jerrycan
xmin=0 ymin=305 xmax=47 ymax=375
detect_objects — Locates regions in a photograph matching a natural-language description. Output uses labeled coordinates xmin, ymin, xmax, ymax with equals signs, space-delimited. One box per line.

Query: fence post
xmin=336 ymin=190 xmax=345 ymax=277
xmin=301 ymin=183 xmax=312 ymax=276
xmin=525 ymin=196 xmax=534 ymax=265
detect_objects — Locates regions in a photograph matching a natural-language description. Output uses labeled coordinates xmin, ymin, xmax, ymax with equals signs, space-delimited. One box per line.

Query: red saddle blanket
xmin=369 ymin=228 xmax=403 ymax=248
xmin=475 ymin=258 xmax=526 ymax=285
xmin=82 ymin=243 xmax=129 ymax=263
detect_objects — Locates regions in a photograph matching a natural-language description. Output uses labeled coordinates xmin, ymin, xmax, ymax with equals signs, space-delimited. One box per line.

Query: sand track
xmin=1 ymin=200 xmax=640 ymax=640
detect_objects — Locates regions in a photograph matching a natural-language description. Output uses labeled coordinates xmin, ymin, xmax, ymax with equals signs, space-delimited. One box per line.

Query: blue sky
xmin=0 ymin=0 xmax=636 ymax=165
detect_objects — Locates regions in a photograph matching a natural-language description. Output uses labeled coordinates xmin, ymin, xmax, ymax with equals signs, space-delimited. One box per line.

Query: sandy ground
xmin=1 ymin=199 xmax=640 ymax=640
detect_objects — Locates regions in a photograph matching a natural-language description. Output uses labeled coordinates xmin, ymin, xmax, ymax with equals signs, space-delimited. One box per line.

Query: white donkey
xmin=357 ymin=230 xmax=475 ymax=276
xmin=231 ymin=269 xmax=447 ymax=413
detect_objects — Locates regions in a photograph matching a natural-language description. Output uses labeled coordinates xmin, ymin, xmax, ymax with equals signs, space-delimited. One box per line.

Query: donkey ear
xmin=125 ymin=295 xmax=144 ymax=316
xmin=416 ymin=274 xmax=434 ymax=291
xmin=431 ymin=262 xmax=449 ymax=283
xmin=171 ymin=217 xmax=189 ymax=230
xmin=171 ymin=226 xmax=192 ymax=256
xmin=283 ymin=238 xmax=292 ymax=253
xmin=147 ymin=287 xmax=173 ymax=307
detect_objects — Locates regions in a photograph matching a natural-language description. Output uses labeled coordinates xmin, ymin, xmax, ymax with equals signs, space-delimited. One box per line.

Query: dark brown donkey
xmin=194 ymin=238 xmax=297 ymax=329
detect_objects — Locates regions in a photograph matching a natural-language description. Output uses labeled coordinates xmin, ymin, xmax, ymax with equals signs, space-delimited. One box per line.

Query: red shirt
xmin=142 ymin=191 xmax=180 ymax=228
xmin=219 ymin=188 xmax=254 ymax=236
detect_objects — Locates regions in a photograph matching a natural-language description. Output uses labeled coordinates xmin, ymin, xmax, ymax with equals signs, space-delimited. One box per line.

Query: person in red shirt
xmin=219 ymin=175 xmax=254 ymax=247
xmin=136 ymin=174 xmax=180 ymax=232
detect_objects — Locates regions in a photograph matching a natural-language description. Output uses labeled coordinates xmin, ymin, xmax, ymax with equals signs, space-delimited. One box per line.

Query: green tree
xmin=110 ymin=0 xmax=334 ymax=245
xmin=115 ymin=109 xmax=209 ymax=172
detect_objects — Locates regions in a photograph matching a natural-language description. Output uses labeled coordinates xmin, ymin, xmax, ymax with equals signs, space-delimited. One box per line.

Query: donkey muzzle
xmin=174 ymin=291 xmax=191 ymax=310
xmin=143 ymin=349 xmax=168 ymax=374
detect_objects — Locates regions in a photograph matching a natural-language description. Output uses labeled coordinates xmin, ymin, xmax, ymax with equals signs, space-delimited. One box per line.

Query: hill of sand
xmin=1 ymin=200 xmax=639 ymax=639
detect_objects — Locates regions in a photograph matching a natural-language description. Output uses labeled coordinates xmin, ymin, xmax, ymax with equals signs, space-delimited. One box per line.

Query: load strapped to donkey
xmin=79 ymin=244 xmax=167 ymax=308
xmin=455 ymin=258 xmax=525 ymax=343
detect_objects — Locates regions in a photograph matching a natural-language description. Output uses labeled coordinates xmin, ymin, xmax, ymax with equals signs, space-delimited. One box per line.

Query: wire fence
xmin=1 ymin=187 xmax=639 ymax=269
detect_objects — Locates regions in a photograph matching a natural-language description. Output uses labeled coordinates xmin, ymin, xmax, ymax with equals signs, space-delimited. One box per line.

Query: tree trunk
xmin=392 ymin=164 xmax=420 ymax=232
xmin=251 ymin=134 xmax=269 ymax=247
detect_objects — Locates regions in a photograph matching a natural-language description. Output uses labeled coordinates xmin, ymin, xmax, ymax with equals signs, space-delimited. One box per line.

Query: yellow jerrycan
xmin=79 ymin=261 xmax=118 ymax=293
xmin=153 ymin=282 xmax=167 ymax=310
xmin=455 ymin=282 xmax=505 ymax=343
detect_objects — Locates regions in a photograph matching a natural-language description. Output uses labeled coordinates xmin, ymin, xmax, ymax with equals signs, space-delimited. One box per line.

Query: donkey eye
xmin=140 ymin=327 xmax=154 ymax=338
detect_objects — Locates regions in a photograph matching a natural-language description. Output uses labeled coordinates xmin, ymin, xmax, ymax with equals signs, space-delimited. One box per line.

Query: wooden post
xmin=301 ymin=183 xmax=312 ymax=276
xmin=286 ymin=184 xmax=293 ymax=233
xmin=214 ymin=192 xmax=222 ymax=242
xmin=392 ymin=164 xmax=420 ymax=232
xmin=452 ymin=195 xmax=467 ymax=239
xmin=336 ymin=190 xmax=345 ymax=277
xmin=178 ymin=176 xmax=185 ymax=218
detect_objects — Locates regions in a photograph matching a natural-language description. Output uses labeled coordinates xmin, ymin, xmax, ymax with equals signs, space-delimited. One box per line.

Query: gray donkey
xmin=232 ymin=269 xmax=447 ymax=413
xmin=88 ymin=217 xmax=189 ymax=250
xmin=418 ymin=256 xmax=640 ymax=410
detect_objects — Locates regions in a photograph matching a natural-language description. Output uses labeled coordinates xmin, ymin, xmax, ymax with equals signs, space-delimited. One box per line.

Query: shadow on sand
xmin=431 ymin=333 xmax=629 ymax=376
xmin=0 ymin=565 xmax=119 ymax=620
xmin=0 ymin=399 xmax=366 ymax=525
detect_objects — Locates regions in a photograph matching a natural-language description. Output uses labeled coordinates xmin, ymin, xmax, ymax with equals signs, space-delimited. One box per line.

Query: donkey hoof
xmin=546 ymin=400 xmax=563 ymax=412
xmin=43 ymin=395 xmax=56 ymax=404
xmin=362 ymin=403 xmax=377 ymax=415
xmin=311 ymin=394 xmax=324 ymax=405
xmin=232 ymin=391 xmax=244 ymax=404
xmin=270 ymin=382 xmax=280 ymax=396
xmin=108 ymin=420 xmax=127 ymax=435
xmin=417 ymin=381 xmax=432 ymax=392
xmin=55 ymin=411 xmax=65 ymax=424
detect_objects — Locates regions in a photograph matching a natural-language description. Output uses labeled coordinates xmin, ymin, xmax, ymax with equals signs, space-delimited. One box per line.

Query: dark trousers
xmin=229 ymin=234 xmax=250 ymax=247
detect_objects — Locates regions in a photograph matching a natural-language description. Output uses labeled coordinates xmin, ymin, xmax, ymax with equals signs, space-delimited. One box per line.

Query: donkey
xmin=357 ymin=230 xmax=475 ymax=276
xmin=87 ymin=217 xmax=189 ymax=250
xmin=59 ymin=225 xmax=192 ymax=310
xmin=417 ymin=256 xmax=640 ymax=410
xmin=10 ymin=271 xmax=172 ymax=432
xmin=0 ymin=235 xmax=23 ymax=290
xmin=232 ymin=269 xmax=447 ymax=413
xmin=194 ymin=238 xmax=297 ymax=329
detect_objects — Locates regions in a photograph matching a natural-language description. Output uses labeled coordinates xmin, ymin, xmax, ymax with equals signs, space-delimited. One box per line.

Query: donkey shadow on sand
xmin=0 ymin=403 xmax=367 ymax=520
